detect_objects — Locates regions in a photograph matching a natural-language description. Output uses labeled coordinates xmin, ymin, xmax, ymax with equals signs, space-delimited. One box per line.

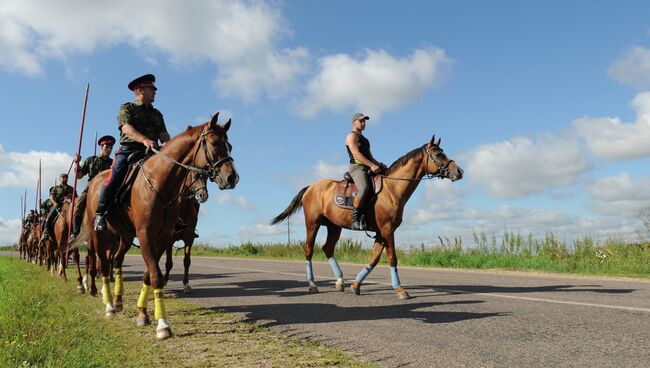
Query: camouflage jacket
xmin=41 ymin=198 xmax=53 ymax=214
xmin=79 ymin=155 xmax=113 ymax=181
xmin=51 ymin=184 xmax=74 ymax=205
xmin=117 ymin=100 xmax=167 ymax=151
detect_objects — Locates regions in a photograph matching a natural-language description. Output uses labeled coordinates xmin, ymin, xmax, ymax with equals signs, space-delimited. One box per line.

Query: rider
xmin=39 ymin=173 xmax=75 ymax=244
xmin=345 ymin=112 xmax=383 ymax=230
xmin=69 ymin=134 xmax=115 ymax=241
xmin=40 ymin=197 xmax=53 ymax=230
xmin=94 ymin=73 xmax=170 ymax=231
xmin=24 ymin=209 xmax=37 ymax=235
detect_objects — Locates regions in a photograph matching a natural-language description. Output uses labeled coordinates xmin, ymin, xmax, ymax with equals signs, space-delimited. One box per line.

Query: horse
xmin=71 ymin=113 xmax=237 ymax=340
xmin=162 ymin=172 xmax=207 ymax=294
xmin=271 ymin=135 xmax=463 ymax=299
xmin=49 ymin=199 xmax=84 ymax=289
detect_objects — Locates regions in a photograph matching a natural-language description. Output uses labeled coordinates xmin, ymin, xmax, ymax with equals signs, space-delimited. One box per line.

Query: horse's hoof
xmin=82 ymin=275 xmax=89 ymax=291
xmin=105 ymin=305 xmax=116 ymax=318
xmin=163 ymin=279 xmax=168 ymax=287
xmin=136 ymin=316 xmax=151 ymax=327
xmin=335 ymin=280 xmax=345 ymax=292
xmin=351 ymin=281 xmax=361 ymax=295
xmin=156 ymin=327 xmax=173 ymax=340
xmin=183 ymin=285 xmax=192 ymax=294
xmin=308 ymin=284 xmax=319 ymax=293
xmin=396 ymin=288 xmax=411 ymax=300
xmin=114 ymin=302 xmax=123 ymax=313
xmin=89 ymin=289 xmax=97 ymax=297
xmin=77 ymin=285 xmax=85 ymax=294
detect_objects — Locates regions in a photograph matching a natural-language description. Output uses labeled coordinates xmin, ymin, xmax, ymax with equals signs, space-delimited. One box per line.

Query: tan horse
xmin=71 ymin=113 xmax=237 ymax=340
xmin=162 ymin=174 xmax=206 ymax=294
xmin=271 ymin=135 xmax=463 ymax=299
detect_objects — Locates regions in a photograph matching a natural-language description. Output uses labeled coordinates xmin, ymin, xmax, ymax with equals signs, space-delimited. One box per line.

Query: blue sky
xmin=2 ymin=1 xmax=650 ymax=247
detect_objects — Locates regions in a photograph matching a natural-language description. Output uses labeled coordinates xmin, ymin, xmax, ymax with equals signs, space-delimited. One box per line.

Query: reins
xmin=377 ymin=147 xmax=454 ymax=181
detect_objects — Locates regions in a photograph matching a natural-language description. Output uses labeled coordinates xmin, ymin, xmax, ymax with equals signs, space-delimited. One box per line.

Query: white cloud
xmin=574 ymin=92 xmax=650 ymax=160
xmin=213 ymin=192 xmax=255 ymax=210
xmin=0 ymin=0 xmax=305 ymax=101
xmin=297 ymin=47 xmax=452 ymax=119
xmin=608 ymin=46 xmax=650 ymax=89
xmin=240 ymin=222 xmax=286 ymax=238
xmin=411 ymin=180 xmax=466 ymax=224
xmin=462 ymin=135 xmax=591 ymax=199
xmin=0 ymin=217 xmax=21 ymax=245
xmin=585 ymin=172 xmax=650 ymax=216
xmin=0 ymin=145 xmax=74 ymax=189
xmin=314 ymin=160 xmax=347 ymax=180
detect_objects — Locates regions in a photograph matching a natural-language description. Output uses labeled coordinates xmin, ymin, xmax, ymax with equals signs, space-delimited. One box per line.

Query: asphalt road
xmin=6 ymin=252 xmax=650 ymax=367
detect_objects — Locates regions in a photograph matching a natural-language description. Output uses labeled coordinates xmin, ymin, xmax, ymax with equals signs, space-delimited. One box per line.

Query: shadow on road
xmin=213 ymin=300 xmax=505 ymax=327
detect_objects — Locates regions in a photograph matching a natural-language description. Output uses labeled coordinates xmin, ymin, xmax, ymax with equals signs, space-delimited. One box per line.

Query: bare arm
xmin=346 ymin=133 xmax=380 ymax=172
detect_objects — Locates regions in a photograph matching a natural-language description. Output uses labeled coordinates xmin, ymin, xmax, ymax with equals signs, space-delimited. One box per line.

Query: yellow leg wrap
xmin=113 ymin=268 xmax=124 ymax=296
xmin=136 ymin=284 xmax=152 ymax=309
xmin=154 ymin=289 xmax=166 ymax=320
xmin=102 ymin=277 xmax=113 ymax=305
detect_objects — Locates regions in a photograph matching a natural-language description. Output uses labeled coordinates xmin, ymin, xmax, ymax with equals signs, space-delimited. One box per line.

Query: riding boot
xmin=39 ymin=229 xmax=49 ymax=246
xmin=94 ymin=185 xmax=110 ymax=231
xmin=351 ymin=207 xmax=365 ymax=230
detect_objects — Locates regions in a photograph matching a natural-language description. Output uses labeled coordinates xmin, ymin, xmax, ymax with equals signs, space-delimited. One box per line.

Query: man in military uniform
xmin=69 ymin=135 xmax=115 ymax=241
xmin=23 ymin=209 xmax=37 ymax=235
xmin=39 ymin=174 xmax=76 ymax=244
xmin=39 ymin=197 xmax=53 ymax=231
xmin=94 ymin=74 xmax=170 ymax=230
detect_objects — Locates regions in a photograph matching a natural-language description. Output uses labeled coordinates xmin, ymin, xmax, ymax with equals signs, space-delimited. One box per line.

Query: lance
xmin=94 ymin=131 xmax=98 ymax=156
xmin=38 ymin=159 xmax=42 ymax=216
xmin=66 ymin=83 xmax=89 ymax=260
xmin=20 ymin=195 xmax=24 ymax=247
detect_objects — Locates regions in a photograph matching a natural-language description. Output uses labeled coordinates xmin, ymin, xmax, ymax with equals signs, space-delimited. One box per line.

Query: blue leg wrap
xmin=355 ymin=264 xmax=374 ymax=283
xmin=390 ymin=266 xmax=402 ymax=289
xmin=328 ymin=257 xmax=343 ymax=279
xmin=305 ymin=260 xmax=315 ymax=285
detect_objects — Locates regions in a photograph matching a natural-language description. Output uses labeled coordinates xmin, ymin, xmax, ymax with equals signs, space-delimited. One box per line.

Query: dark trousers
xmin=44 ymin=206 xmax=61 ymax=235
xmin=96 ymin=148 xmax=131 ymax=215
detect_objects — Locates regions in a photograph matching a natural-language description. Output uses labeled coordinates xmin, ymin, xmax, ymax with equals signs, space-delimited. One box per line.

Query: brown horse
xmin=271 ymin=135 xmax=463 ymax=299
xmin=162 ymin=174 xmax=206 ymax=294
xmin=49 ymin=200 xmax=84 ymax=289
xmin=71 ymin=113 xmax=237 ymax=340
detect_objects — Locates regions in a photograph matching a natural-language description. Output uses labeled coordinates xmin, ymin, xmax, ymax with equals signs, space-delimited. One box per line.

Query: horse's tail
xmin=67 ymin=220 xmax=88 ymax=252
xmin=270 ymin=186 xmax=309 ymax=225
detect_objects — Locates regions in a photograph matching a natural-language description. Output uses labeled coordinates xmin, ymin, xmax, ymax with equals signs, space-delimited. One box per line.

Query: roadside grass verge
xmin=180 ymin=233 xmax=650 ymax=279
xmin=0 ymin=256 xmax=374 ymax=368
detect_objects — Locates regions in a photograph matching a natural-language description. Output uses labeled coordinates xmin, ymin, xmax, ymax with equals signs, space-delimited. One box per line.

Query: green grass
xmin=177 ymin=232 xmax=650 ymax=279
xmin=0 ymin=256 xmax=374 ymax=368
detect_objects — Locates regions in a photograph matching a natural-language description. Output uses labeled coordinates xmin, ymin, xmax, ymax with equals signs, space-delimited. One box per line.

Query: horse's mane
xmin=386 ymin=144 xmax=427 ymax=175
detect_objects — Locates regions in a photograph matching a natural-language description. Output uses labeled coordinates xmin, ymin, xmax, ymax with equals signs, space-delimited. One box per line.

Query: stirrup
xmin=94 ymin=214 xmax=106 ymax=231
xmin=350 ymin=221 xmax=366 ymax=231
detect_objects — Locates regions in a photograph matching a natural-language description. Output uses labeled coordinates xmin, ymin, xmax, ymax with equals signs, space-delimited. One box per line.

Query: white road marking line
xmin=192 ymin=262 xmax=650 ymax=314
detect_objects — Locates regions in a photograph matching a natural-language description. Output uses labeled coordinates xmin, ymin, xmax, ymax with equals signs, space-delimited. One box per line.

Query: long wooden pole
xmin=65 ymin=83 xmax=89 ymax=260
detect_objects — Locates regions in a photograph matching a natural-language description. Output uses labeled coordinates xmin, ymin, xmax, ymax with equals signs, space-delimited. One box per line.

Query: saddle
xmin=333 ymin=172 xmax=383 ymax=210
xmin=116 ymin=152 xmax=149 ymax=204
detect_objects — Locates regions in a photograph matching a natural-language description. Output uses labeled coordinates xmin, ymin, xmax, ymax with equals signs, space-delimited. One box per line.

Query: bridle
xmin=379 ymin=145 xmax=454 ymax=181
xmin=142 ymin=126 xmax=233 ymax=206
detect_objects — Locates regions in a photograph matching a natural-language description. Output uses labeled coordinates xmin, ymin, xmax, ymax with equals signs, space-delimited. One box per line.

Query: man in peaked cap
xmin=93 ymin=74 xmax=170 ymax=231
xmin=345 ymin=112 xmax=384 ymax=230
xmin=68 ymin=134 xmax=115 ymax=242
xmin=39 ymin=173 xmax=76 ymax=245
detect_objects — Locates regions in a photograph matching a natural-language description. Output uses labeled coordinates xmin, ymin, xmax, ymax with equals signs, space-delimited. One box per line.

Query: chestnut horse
xmin=71 ymin=113 xmax=237 ymax=340
xmin=271 ymin=135 xmax=463 ymax=299
xmin=162 ymin=181 xmax=205 ymax=294
xmin=49 ymin=200 xmax=84 ymax=289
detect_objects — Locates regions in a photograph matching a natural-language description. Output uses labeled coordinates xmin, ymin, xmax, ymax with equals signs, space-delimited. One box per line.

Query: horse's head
xmin=185 ymin=170 xmax=209 ymax=204
xmin=196 ymin=113 xmax=239 ymax=190
xmin=424 ymin=135 xmax=464 ymax=181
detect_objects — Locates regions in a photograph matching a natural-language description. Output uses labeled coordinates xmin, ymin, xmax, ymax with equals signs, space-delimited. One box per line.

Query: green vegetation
xmin=0 ymin=256 xmax=373 ymax=368
xmin=182 ymin=232 xmax=649 ymax=278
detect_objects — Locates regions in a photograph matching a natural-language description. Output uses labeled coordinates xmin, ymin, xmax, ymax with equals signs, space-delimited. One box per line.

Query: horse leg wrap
xmin=328 ymin=257 xmax=343 ymax=279
xmin=305 ymin=260 xmax=315 ymax=285
xmin=154 ymin=289 xmax=166 ymax=320
xmin=390 ymin=266 xmax=402 ymax=289
xmin=101 ymin=276 xmax=113 ymax=305
xmin=137 ymin=284 xmax=152 ymax=309
xmin=355 ymin=264 xmax=374 ymax=283
xmin=113 ymin=268 xmax=124 ymax=296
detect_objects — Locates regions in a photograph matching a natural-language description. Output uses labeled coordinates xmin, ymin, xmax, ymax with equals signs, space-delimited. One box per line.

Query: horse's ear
xmin=436 ymin=137 xmax=441 ymax=146
xmin=224 ymin=118 xmax=231 ymax=132
xmin=209 ymin=112 xmax=220 ymax=129
xmin=430 ymin=134 xmax=436 ymax=145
